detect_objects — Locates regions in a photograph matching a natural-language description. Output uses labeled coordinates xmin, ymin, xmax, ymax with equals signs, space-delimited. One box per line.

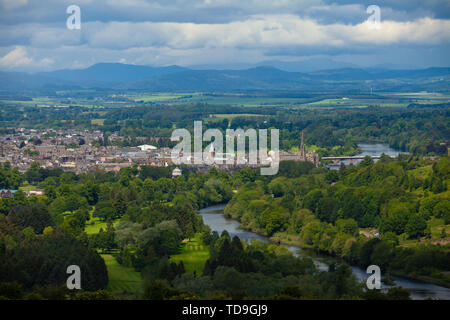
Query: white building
xmin=138 ymin=144 xmax=157 ymax=151
xmin=172 ymin=167 xmax=182 ymax=177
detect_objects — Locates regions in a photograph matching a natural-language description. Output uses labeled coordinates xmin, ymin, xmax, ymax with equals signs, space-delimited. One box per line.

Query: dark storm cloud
xmin=0 ymin=0 xmax=448 ymax=71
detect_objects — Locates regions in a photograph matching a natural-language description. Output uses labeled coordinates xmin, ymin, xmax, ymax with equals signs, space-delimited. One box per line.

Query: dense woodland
xmin=225 ymin=156 xmax=450 ymax=286
xmin=0 ymin=154 xmax=448 ymax=299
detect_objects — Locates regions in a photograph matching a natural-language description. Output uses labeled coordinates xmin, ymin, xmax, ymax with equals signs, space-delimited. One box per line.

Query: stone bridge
xmin=322 ymin=155 xmax=380 ymax=165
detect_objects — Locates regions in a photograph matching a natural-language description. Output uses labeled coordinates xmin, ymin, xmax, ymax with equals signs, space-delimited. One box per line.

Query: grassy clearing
xmin=85 ymin=209 xmax=120 ymax=235
xmin=170 ymin=234 xmax=210 ymax=275
xmin=396 ymin=217 xmax=450 ymax=247
xmin=19 ymin=184 xmax=38 ymax=192
xmin=85 ymin=220 xmax=114 ymax=234
xmin=91 ymin=119 xmax=105 ymax=125
xmin=101 ymin=254 xmax=144 ymax=298
xmin=410 ymin=165 xmax=433 ymax=178
xmin=428 ymin=218 xmax=450 ymax=241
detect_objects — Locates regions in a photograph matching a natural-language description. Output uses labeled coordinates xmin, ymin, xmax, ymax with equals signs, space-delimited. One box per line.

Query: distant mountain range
xmin=190 ymin=57 xmax=360 ymax=72
xmin=0 ymin=62 xmax=449 ymax=93
xmin=39 ymin=63 xmax=187 ymax=85
xmin=189 ymin=58 xmax=421 ymax=72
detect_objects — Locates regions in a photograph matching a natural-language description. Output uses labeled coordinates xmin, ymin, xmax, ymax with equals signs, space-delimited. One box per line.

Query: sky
xmin=0 ymin=0 xmax=449 ymax=71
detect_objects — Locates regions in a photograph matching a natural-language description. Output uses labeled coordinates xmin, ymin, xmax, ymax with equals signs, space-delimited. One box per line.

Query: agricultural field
xmin=129 ymin=93 xmax=190 ymax=102
xmin=299 ymin=97 xmax=410 ymax=109
xmin=2 ymin=91 xmax=447 ymax=111
xmin=128 ymin=92 xmax=310 ymax=107
xmin=384 ymin=92 xmax=450 ymax=100
xmin=213 ymin=113 xmax=265 ymax=118
xmin=139 ymin=92 xmax=445 ymax=109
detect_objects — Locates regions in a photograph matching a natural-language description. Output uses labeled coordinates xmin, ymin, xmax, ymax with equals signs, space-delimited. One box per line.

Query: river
xmin=328 ymin=143 xmax=408 ymax=170
xmin=199 ymin=204 xmax=450 ymax=300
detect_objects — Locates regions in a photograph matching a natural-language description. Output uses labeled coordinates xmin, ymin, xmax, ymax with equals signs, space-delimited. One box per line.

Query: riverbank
xmin=202 ymin=204 xmax=450 ymax=299
xmin=254 ymin=227 xmax=450 ymax=289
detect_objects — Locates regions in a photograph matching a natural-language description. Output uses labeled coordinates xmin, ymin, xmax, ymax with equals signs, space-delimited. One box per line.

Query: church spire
xmin=300 ymin=131 xmax=306 ymax=160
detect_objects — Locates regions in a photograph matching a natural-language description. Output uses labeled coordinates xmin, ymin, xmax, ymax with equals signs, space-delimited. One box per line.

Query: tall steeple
xmin=300 ymin=131 xmax=306 ymax=161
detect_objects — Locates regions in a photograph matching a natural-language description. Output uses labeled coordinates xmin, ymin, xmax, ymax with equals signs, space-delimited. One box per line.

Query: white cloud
xmin=0 ymin=46 xmax=32 ymax=68
xmin=78 ymin=15 xmax=450 ymax=50
xmin=0 ymin=2 xmax=449 ymax=71
xmin=0 ymin=46 xmax=55 ymax=70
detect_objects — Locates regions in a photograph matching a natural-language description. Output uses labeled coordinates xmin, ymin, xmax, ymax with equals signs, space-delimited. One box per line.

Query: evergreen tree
xmin=203 ymin=260 xmax=212 ymax=276
xmin=113 ymin=194 xmax=127 ymax=218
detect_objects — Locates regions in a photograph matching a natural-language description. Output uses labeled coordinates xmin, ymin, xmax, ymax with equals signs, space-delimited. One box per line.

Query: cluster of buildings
xmin=0 ymin=189 xmax=17 ymax=198
xmin=0 ymin=128 xmax=172 ymax=173
xmin=0 ymin=128 xmax=319 ymax=175
xmin=279 ymin=132 xmax=320 ymax=167
xmin=0 ymin=189 xmax=43 ymax=198
xmin=164 ymin=130 xmax=320 ymax=171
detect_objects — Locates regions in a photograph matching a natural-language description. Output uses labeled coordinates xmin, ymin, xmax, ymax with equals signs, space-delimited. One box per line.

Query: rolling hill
xmin=0 ymin=63 xmax=449 ymax=93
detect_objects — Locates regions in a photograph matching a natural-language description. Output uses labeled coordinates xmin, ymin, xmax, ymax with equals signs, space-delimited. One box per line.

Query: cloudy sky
xmin=0 ymin=0 xmax=449 ymax=71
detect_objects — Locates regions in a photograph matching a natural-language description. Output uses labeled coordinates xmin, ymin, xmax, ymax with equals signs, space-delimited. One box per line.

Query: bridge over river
xmin=322 ymin=143 xmax=407 ymax=168
xmin=322 ymin=155 xmax=380 ymax=164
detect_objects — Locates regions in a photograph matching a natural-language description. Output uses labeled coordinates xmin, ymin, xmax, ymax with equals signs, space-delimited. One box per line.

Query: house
xmin=0 ymin=189 xmax=17 ymax=198
xmin=138 ymin=144 xmax=157 ymax=151
xmin=28 ymin=189 xmax=44 ymax=196
xmin=172 ymin=167 xmax=182 ymax=177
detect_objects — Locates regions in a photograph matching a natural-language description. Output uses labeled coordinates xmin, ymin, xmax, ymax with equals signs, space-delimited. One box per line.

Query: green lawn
xmin=101 ymin=254 xmax=144 ymax=298
xmin=170 ymin=234 xmax=210 ymax=275
xmin=19 ymin=184 xmax=38 ymax=192
xmin=85 ymin=209 xmax=120 ymax=235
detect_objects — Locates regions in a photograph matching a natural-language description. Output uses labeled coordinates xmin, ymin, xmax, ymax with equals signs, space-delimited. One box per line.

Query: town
xmin=0 ymin=128 xmax=321 ymax=177
xmin=0 ymin=128 xmax=173 ymax=174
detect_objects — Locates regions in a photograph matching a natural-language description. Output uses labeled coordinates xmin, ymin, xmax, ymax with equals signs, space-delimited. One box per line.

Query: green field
xmin=18 ymin=184 xmax=38 ymax=193
xmin=171 ymin=93 xmax=309 ymax=107
xmin=213 ymin=113 xmax=265 ymax=118
xmin=170 ymin=234 xmax=210 ymax=275
xmin=130 ymin=93 xmax=191 ymax=102
xmin=90 ymin=118 xmax=105 ymax=125
xmin=398 ymin=218 xmax=450 ymax=248
xmin=300 ymin=97 xmax=410 ymax=109
xmin=125 ymin=92 xmax=448 ymax=108
xmin=85 ymin=210 xmax=120 ymax=235
xmin=101 ymin=254 xmax=144 ymax=298
xmin=3 ymin=91 xmax=447 ymax=111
